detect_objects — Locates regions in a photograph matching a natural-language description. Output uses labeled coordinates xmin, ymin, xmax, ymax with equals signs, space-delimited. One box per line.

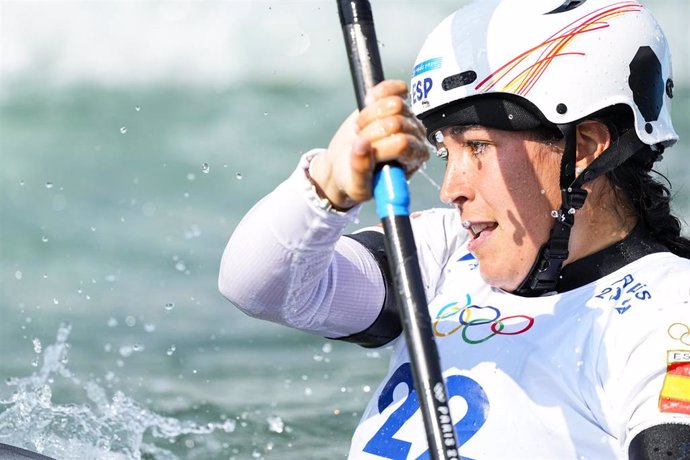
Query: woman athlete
xmin=219 ymin=0 xmax=690 ymax=457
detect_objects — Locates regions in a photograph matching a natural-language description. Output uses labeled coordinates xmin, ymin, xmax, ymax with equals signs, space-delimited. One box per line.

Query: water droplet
xmin=550 ymin=210 xmax=559 ymax=218
xmin=363 ymin=385 xmax=371 ymax=393
xmin=508 ymin=113 xmax=514 ymax=120
xmin=45 ymin=182 xmax=54 ymax=189
xmin=14 ymin=271 xmax=23 ymax=280
xmin=304 ymin=387 xmax=312 ymax=396
xmin=144 ymin=323 xmax=156 ymax=332
xmin=19 ymin=180 xmax=25 ymax=186
xmin=166 ymin=345 xmax=177 ymax=355
xmin=235 ymin=173 xmax=243 ymax=180
xmin=120 ymin=126 xmax=127 ymax=134
xmin=321 ymin=343 xmax=332 ymax=354
xmin=135 ymin=105 xmax=141 ymax=112
xmin=540 ymin=189 xmax=546 ymax=195
xmin=175 ymin=261 xmax=186 ymax=272
xmin=107 ymin=317 xmax=118 ymax=327
xmin=125 ymin=315 xmax=136 ymax=327
xmin=263 ymin=111 xmax=269 ymax=116
xmin=165 ymin=302 xmax=175 ymax=311
xmin=41 ymin=235 xmax=49 ymax=243
xmin=266 ymin=415 xmax=285 ymax=433
xmin=90 ymin=226 xmax=96 ymax=232
xmin=32 ymin=338 xmax=42 ymax=354
xmin=119 ymin=345 xmax=133 ymax=357
xmin=187 ymin=173 xmax=196 ymax=181
xmin=53 ymin=298 xmax=59 ymax=305
xmin=201 ymin=162 xmax=210 ymax=174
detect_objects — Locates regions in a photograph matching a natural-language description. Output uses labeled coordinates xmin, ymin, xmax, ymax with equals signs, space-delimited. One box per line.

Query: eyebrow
xmin=443 ymin=124 xmax=486 ymax=137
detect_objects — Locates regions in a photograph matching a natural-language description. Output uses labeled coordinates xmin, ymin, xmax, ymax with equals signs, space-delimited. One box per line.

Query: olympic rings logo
xmin=433 ymin=299 xmax=535 ymax=345
xmin=668 ymin=323 xmax=690 ymax=346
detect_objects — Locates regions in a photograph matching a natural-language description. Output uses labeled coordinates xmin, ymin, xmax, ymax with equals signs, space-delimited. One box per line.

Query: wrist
xmin=306 ymin=153 xmax=357 ymax=211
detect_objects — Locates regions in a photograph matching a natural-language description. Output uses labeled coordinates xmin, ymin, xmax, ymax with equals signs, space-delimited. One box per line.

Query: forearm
xmin=218 ymin=151 xmax=386 ymax=338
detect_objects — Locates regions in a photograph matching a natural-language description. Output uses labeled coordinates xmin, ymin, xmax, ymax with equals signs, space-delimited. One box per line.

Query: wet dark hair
xmin=607 ymin=151 xmax=690 ymax=259
xmin=597 ymin=106 xmax=690 ymax=258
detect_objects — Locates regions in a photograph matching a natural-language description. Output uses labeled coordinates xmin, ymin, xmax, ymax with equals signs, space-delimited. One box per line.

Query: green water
xmin=0 ymin=83 xmax=387 ymax=458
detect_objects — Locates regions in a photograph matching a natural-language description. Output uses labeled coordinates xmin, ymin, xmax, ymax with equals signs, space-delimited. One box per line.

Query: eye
xmin=466 ymin=140 xmax=489 ymax=157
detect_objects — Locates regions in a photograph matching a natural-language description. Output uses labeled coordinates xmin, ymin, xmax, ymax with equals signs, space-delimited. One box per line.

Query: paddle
xmin=336 ymin=1 xmax=461 ymax=458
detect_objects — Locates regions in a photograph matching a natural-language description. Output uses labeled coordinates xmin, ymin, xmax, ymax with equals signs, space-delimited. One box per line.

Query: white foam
xmin=1 ymin=1 xmax=461 ymax=88
xmin=1 ymin=1 xmax=687 ymax=88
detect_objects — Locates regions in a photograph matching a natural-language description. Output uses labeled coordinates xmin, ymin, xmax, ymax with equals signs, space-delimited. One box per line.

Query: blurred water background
xmin=1 ymin=1 xmax=688 ymax=459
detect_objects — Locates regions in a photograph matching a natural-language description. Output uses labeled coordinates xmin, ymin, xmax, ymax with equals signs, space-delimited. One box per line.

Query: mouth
xmin=463 ymin=221 xmax=498 ymax=239
xmin=462 ymin=220 xmax=498 ymax=252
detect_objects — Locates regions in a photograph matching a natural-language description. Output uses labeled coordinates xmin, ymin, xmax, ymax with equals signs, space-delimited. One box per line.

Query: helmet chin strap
xmin=514 ymin=123 xmax=653 ymax=297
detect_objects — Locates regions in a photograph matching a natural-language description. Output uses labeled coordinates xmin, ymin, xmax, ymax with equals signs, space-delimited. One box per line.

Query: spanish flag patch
xmin=659 ymin=350 xmax=690 ymax=415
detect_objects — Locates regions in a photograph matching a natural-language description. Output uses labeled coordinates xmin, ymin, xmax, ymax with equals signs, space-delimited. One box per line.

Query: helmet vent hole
xmin=666 ymin=79 xmax=674 ymax=99
xmin=556 ymin=103 xmax=568 ymax=114
xmin=645 ymin=123 xmax=653 ymax=134
xmin=442 ymin=71 xmax=478 ymax=91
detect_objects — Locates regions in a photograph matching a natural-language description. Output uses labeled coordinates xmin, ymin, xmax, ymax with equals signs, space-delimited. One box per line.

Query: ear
xmin=575 ymin=120 xmax=611 ymax=172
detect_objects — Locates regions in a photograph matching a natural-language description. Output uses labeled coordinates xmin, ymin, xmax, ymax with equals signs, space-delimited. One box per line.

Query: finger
xmin=370 ymin=134 xmax=430 ymax=172
xmin=357 ymin=96 xmax=416 ymax=130
xmin=364 ymin=80 xmax=409 ymax=105
xmin=348 ymin=137 xmax=375 ymax=202
xmin=359 ymin=115 xmax=425 ymax=144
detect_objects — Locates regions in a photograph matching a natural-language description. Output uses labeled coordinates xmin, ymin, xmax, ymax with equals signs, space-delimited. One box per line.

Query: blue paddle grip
xmin=373 ymin=164 xmax=410 ymax=218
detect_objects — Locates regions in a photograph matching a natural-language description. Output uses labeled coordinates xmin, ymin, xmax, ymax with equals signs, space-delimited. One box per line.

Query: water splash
xmin=0 ymin=324 xmax=235 ymax=460
xmin=416 ymin=163 xmax=441 ymax=191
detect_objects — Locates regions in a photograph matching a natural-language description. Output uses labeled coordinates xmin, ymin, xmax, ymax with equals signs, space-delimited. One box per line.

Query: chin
xmin=477 ymin=261 xmax=523 ymax=293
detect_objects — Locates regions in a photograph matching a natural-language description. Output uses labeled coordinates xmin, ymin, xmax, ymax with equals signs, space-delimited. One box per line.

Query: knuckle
xmin=395 ymin=133 xmax=411 ymax=151
xmin=385 ymin=117 xmax=403 ymax=133
xmin=386 ymin=96 xmax=405 ymax=113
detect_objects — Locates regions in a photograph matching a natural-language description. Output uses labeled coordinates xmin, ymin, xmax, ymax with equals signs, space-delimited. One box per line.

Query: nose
xmin=439 ymin=154 xmax=474 ymax=207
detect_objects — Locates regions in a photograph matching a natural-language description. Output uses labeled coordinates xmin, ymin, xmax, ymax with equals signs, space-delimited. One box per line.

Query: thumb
xmin=348 ymin=137 xmax=375 ymax=202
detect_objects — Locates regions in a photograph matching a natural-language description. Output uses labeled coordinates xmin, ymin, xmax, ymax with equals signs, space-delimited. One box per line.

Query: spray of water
xmin=0 ymin=324 xmax=235 ymax=460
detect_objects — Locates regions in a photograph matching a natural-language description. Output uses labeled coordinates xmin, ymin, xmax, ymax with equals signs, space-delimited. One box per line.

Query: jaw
xmin=471 ymin=225 xmax=544 ymax=292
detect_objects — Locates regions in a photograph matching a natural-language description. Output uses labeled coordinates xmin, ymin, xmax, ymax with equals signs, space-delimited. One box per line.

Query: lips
xmin=463 ymin=220 xmax=498 ymax=252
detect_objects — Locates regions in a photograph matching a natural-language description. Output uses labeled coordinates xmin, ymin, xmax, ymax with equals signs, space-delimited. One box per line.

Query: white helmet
xmin=410 ymin=0 xmax=677 ymax=148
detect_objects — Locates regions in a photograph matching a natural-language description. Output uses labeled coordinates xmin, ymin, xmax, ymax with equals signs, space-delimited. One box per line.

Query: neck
xmin=565 ymin=178 xmax=636 ymax=266
xmin=556 ymin=223 xmax=668 ymax=292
